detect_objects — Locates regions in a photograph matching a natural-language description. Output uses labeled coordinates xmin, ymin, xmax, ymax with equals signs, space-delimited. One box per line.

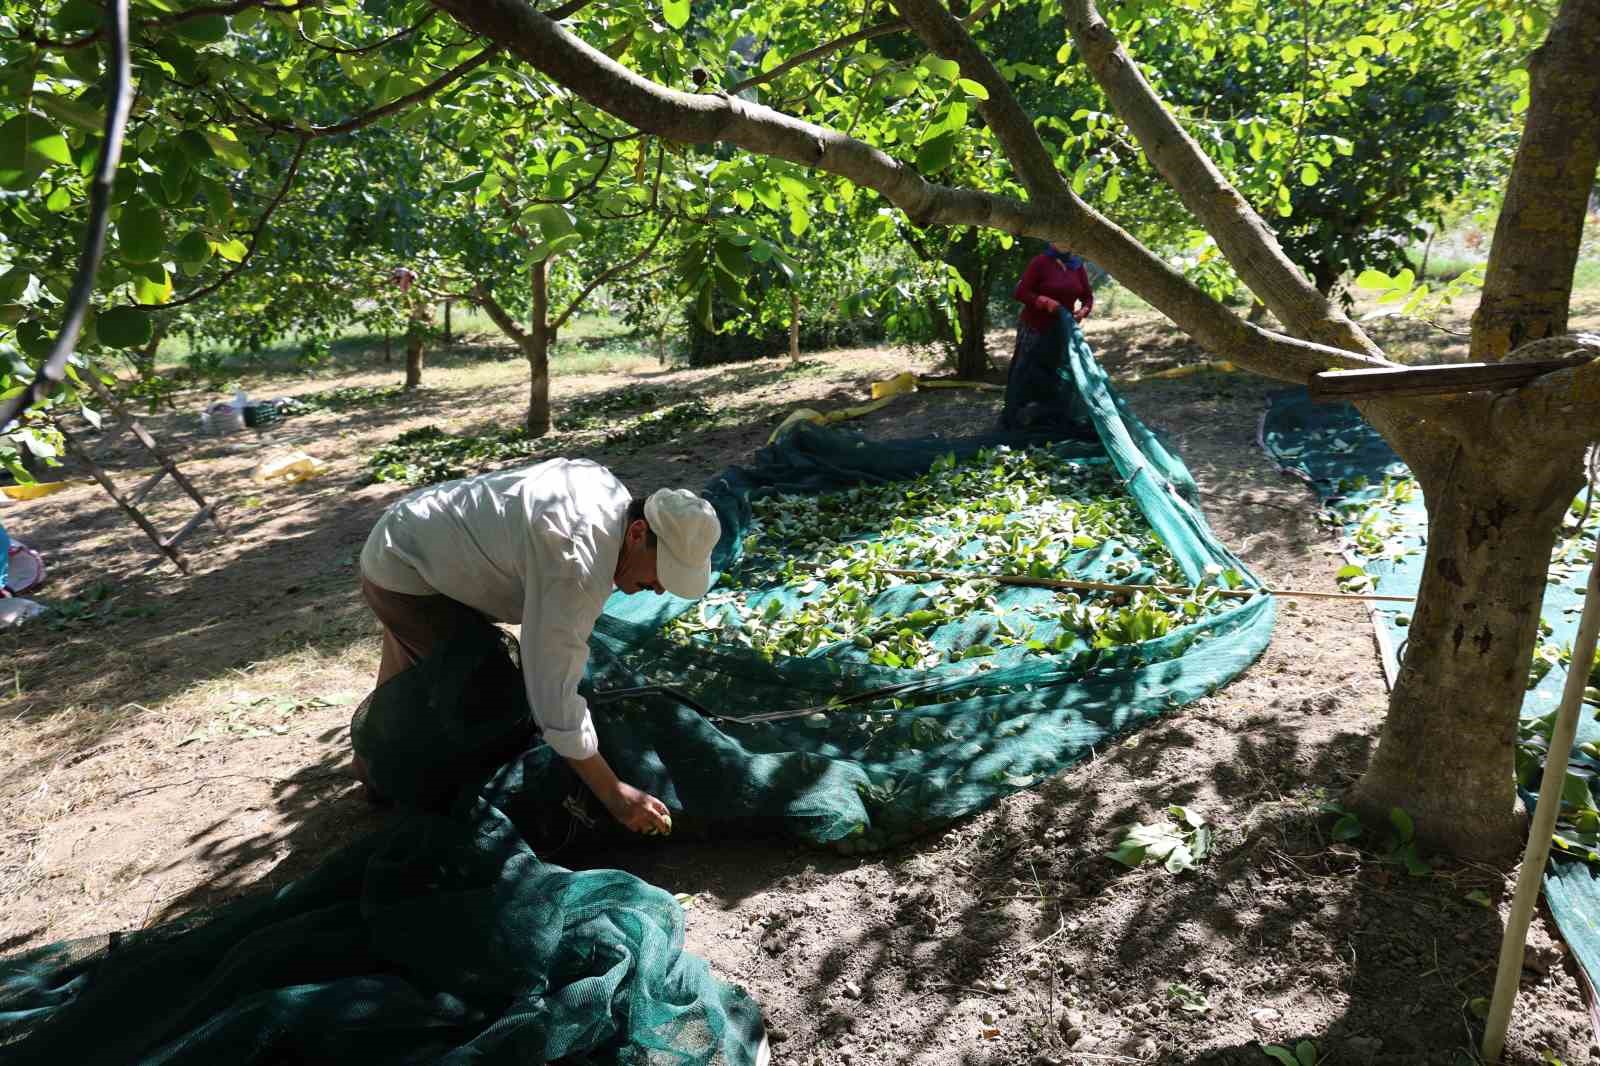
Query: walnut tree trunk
xmin=1348 ymin=430 xmax=1587 ymax=859
xmin=953 ymin=286 xmax=990 ymax=379
xmin=403 ymin=310 xmax=425 ymax=390
xmin=526 ymin=258 xmax=552 ymax=437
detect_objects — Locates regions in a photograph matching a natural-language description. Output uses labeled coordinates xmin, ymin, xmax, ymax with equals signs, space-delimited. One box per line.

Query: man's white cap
xmin=644 ymin=488 xmax=720 ymax=599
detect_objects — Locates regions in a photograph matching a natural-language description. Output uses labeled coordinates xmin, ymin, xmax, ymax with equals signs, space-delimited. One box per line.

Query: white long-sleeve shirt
xmin=359 ymin=458 xmax=630 ymax=760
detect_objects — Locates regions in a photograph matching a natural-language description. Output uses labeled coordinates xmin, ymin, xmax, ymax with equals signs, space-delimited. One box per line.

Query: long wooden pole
xmin=1482 ymin=547 xmax=1600 ymax=1062
xmin=881 ymin=567 xmax=1416 ymax=604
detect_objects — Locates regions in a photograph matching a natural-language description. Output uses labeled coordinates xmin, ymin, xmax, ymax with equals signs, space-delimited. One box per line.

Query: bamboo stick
xmin=1481 ymin=548 xmax=1600 ymax=1062
xmin=880 ymin=567 xmax=1415 ymax=603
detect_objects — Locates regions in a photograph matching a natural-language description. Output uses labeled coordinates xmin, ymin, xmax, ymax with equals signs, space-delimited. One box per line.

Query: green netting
xmin=0 ymin=317 xmax=1272 ymax=1064
xmin=423 ymin=316 xmax=1276 ymax=853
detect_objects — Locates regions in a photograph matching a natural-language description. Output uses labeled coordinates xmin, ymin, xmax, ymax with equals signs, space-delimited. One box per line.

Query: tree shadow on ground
xmin=589 ymin=689 xmax=1567 ymax=1065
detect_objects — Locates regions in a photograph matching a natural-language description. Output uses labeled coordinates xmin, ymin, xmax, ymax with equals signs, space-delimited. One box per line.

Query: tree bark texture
xmin=403 ymin=307 xmax=426 ymax=389
xmin=789 ymin=290 xmax=801 ymax=363
xmin=1470 ymin=0 xmax=1600 ymax=360
xmin=954 ymin=287 xmax=990 ymax=379
xmin=1349 ymin=435 xmax=1587 ymax=859
xmin=526 ymin=258 xmax=552 ymax=437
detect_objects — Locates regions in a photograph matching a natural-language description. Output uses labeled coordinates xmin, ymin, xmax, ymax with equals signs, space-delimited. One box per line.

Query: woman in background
xmin=1001 ymin=242 xmax=1094 ymax=432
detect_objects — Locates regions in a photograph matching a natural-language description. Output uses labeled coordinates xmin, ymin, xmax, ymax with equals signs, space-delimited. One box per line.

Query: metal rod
xmin=880 ymin=567 xmax=1415 ymax=603
xmin=1482 ymin=547 xmax=1600 ymax=1062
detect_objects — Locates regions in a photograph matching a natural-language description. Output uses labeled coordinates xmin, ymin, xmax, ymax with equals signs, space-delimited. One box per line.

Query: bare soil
xmin=2 ymin=303 xmax=1597 ymax=1065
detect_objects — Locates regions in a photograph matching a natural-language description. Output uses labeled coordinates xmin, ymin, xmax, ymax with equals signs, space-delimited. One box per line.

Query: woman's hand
xmin=1073 ymin=306 xmax=1090 ymax=323
xmin=1034 ymin=296 xmax=1061 ymax=315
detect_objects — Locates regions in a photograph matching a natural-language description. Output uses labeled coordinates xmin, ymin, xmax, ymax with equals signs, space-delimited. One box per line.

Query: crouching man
xmin=357 ymin=457 xmax=720 ymax=834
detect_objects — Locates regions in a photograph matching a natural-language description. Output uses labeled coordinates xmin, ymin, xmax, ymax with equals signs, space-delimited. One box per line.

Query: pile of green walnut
xmin=664 ymin=445 xmax=1244 ymax=669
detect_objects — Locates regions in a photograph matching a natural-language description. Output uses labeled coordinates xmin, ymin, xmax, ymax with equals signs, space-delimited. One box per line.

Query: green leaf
xmin=17 ymin=320 xmax=54 ymax=359
xmin=118 ymin=198 xmax=166 ymax=263
xmin=0 ymin=115 xmax=72 ymax=190
xmin=1388 ymin=806 xmax=1414 ymax=843
xmin=1071 ymin=161 xmax=1093 ymax=196
xmin=1295 ymin=1041 xmax=1318 ymax=1066
xmin=662 ymin=0 xmax=690 ymax=29
xmin=441 ymin=170 xmax=485 ymax=193
xmin=203 ymin=130 xmax=251 ymax=170
xmin=45 ymin=185 xmax=72 ymax=213
xmin=526 ymin=204 xmax=576 ymax=241
xmin=1332 ymin=814 xmax=1362 ymax=841
xmin=213 ymin=237 xmax=248 ymax=263
xmin=133 ymin=264 xmax=173 ymax=305
xmin=1355 ymin=268 xmax=1397 ymax=291
xmin=55 ymin=0 xmax=104 ymax=32
xmin=1335 ymin=564 xmax=1365 ymax=580
xmin=35 ymin=93 xmax=104 ymax=134
xmin=916 ymin=131 xmax=958 ymax=175
xmin=956 ymin=77 xmax=989 ymax=100
xmin=1262 ymin=1047 xmax=1298 ymax=1066
xmin=0 ymin=268 xmax=30 ymax=303
xmin=921 ymin=56 xmax=960 ymax=81
xmin=176 ymin=130 xmax=215 ymax=164
xmin=175 ymin=229 xmax=211 ymax=265
xmin=1561 ymin=770 xmax=1594 ymax=812
xmin=174 ymin=13 xmax=230 ymax=43
xmin=1106 ymin=843 xmax=1146 ymax=867
xmin=98 ymin=305 xmax=153 ymax=348
xmin=1299 ymin=164 xmax=1319 ymax=186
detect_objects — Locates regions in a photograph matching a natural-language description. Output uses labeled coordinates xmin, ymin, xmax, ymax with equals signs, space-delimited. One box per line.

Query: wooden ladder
xmin=54 ymin=375 xmax=229 ymax=574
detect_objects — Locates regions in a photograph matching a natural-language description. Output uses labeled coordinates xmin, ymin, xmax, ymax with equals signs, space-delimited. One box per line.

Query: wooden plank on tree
xmin=1310 ymin=355 xmax=1594 ymax=402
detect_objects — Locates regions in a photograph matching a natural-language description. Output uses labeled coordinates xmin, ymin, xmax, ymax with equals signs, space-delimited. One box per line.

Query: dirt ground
xmin=2 ymin=302 xmax=1598 ymax=1065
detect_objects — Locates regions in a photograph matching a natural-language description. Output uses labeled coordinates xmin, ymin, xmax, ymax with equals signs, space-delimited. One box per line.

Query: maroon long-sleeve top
xmin=1013 ymin=253 xmax=1093 ymax=332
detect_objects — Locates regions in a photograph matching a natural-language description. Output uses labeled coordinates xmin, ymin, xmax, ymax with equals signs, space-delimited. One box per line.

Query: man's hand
xmin=566 ymin=751 xmax=674 ymax=835
xmin=604 ymin=780 xmax=674 ymax=835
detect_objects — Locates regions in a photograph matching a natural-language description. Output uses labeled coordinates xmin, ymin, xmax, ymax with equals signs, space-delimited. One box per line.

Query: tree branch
xmin=893 ymin=0 xmax=1064 ymax=200
xmin=544 ymin=0 xmax=598 ymax=19
xmin=20 ymin=0 xmax=313 ymax=51
xmin=161 ymin=137 xmax=311 ymax=310
xmin=426 ymin=0 xmax=1389 ymax=382
xmin=1470 ymin=0 xmax=1600 ymax=360
xmin=729 ymin=20 xmax=903 ymax=95
xmin=0 ymin=0 xmax=132 ymax=430
xmin=228 ymin=46 xmax=500 ymax=139
xmin=1061 ymin=0 xmax=1384 ymax=359
xmin=728 ymin=0 xmax=1001 ymax=96
xmin=298 ymin=10 xmax=436 ymax=56
xmin=551 ymin=222 xmax=671 ymax=331
xmin=471 ymin=282 xmax=530 ymax=346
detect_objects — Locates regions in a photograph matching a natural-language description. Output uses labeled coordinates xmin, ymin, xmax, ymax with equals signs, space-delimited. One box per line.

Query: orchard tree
xmin=4 ymin=0 xmax=1598 ymax=860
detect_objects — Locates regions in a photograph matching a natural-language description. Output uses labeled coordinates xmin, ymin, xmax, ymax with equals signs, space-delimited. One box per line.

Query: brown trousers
xmin=360 ymin=576 xmax=498 ymax=687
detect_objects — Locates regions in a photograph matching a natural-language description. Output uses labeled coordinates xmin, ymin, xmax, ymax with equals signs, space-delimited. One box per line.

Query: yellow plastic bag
xmin=2 ymin=481 xmax=74 ymax=501
xmin=870 ymin=371 xmax=917 ymax=400
xmin=252 ymin=451 xmax=329 ymax=484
